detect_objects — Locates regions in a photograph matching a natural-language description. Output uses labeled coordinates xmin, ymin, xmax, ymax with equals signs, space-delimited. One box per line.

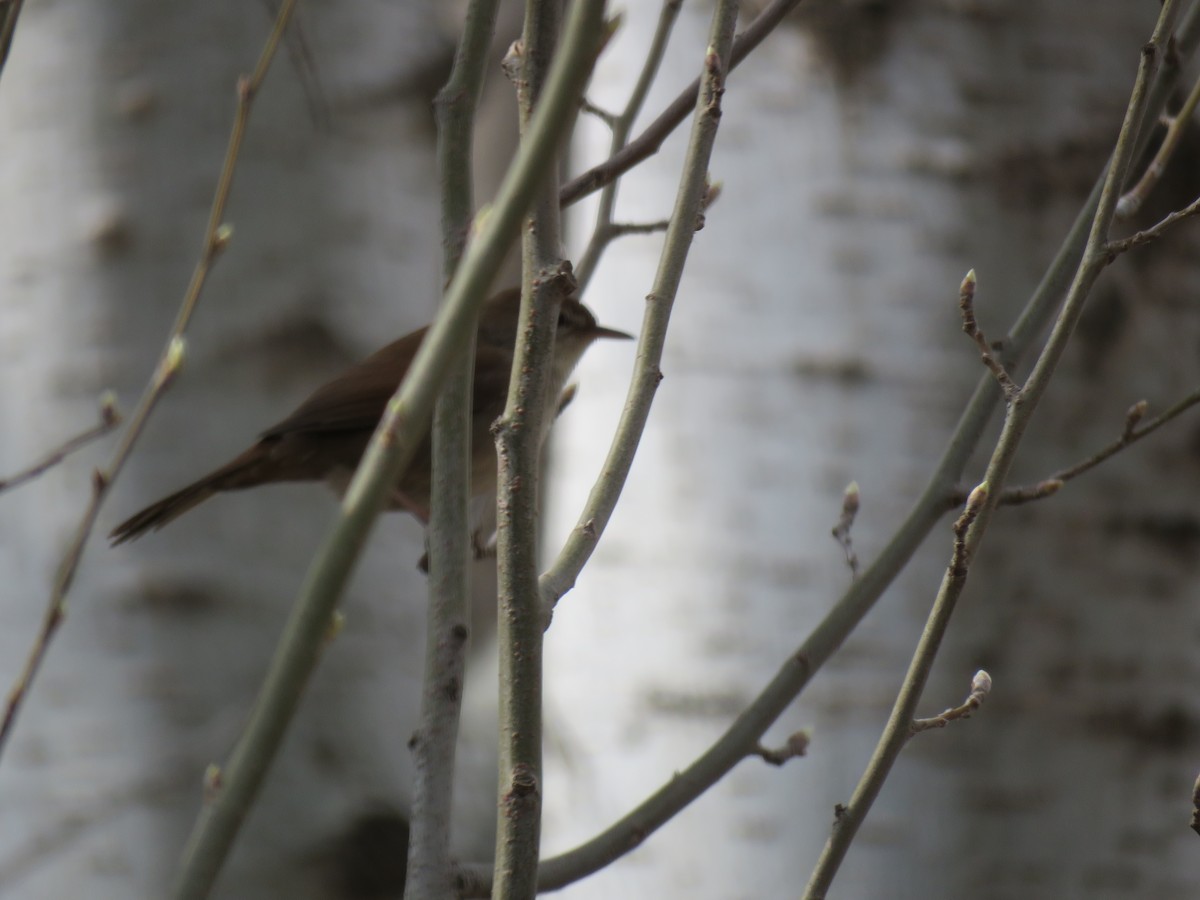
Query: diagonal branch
xmin=0 ymin=0 xmax=25 ymax=81
xmin=540 ymin=0 xmax=740 ymax=624
xmin=1106 ymin=191 xmax=1200 ymax=258
xmin=559 ymin=0 xmax=809 ymax=207
xmin=0 ymin=394 xmax=121 ymax=495
xmin=986 ymin=389 xmax=1200 ymax=507
xmin=0 ymin=0 xmax=300 ymax=764
xmin=170 ymin=2 xmax=609 ymax=896
xmin=910 ymin=669 xmax=992 ymax=736
xmin=803 ymin=5 xmax=1182 ymax=894
xmin=575 ymin=0 xmax=683 ymax=290
xmin=1117 ymin=66 xmax=1200 ymax=219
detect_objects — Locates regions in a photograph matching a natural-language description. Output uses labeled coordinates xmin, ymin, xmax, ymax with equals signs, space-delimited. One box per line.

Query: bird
xmin=109 ymin=288 xmax=631 ymax=545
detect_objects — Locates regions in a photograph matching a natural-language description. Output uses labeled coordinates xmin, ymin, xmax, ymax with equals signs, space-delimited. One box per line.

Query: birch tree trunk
xmin=0 ymin=4 xmax=503 ymax=897
xmin=3 ymin=2 xmax=1198 ymax=898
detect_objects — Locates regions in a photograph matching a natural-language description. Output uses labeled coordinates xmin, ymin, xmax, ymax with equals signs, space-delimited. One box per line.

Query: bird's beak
xmin=590 ymin=324 xmax=634 ymax=341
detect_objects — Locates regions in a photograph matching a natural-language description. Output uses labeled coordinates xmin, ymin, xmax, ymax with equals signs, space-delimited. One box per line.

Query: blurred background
xmin=1 ymin=1 xmax=1199 ymax=898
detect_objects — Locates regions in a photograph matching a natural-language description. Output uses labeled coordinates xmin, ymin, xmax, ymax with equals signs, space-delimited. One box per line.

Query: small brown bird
xmin=109 ymin=288 xmax=631 ymax=544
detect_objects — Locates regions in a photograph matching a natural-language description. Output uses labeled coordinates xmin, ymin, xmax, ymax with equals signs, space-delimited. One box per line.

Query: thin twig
xmin=988 ymin=389 xmax=1200 ymax=506
xmin=0 ymin=394 xmax=121 ymax=495
xmin=260 ymin=0 xmax=331 ymax=131
xmin=1117 ymin=66 xmax=1200 ymax=219
xmin=580 ymin=98 xmax=617 ymax=127
xmin=0 ymin=1 xmax=298 ymax=763
xmin=610 ymin=219 xmax=673 ymax=237
xmin=1106 ymin=191 xmax=1200 ymax=258
xmin=910 ymin=670 xmax=992 ymax=736
xmin=803 ymin=7 xmax=1180 ymax=895
xmin=753 ymin=730 xmax=811 ymax=766
xmin=830 ymin=481 xmax=860 ymax=579
xmin=959 ymin=270 xmax=1019 ymax=402
xmin=560 ymin=0 xmax=810 ymax=208
xmin=575 ymin=0 xmax=683 ymax=290
xmin=170 ymin=3 xmax=609 ymax=896
xmin=540 ymin=0 xmax=739 ymax=626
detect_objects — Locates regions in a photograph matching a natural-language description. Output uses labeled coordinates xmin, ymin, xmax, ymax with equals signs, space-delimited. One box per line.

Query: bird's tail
xmin=109 ymin=445 xmax=270 ymax=545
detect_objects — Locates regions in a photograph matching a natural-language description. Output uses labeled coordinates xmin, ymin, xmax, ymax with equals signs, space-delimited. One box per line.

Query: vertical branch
xmin=541 ymin=0 xmax=740 ymax=617
xmin=406 ymin=2 xmax=502 ymax=898
xmin=459 ymin=6 xmax=742 ymax=896
xmin=170 ymin=0 xmax=605 ymax=893
xmin=574 ymin=0 xmax=683 ymax=289
xmin=489 ymin=0 xmax=567 ymax=894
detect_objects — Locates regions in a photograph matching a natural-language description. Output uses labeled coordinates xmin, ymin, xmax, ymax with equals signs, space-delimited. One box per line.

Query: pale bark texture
xmin=545 ymin=2 xmax=1200 ymax=898
xmin=0 ymin=4 xmax=501 ymax=898
xmin=3 ymin=2 xmax=1200 ymax=899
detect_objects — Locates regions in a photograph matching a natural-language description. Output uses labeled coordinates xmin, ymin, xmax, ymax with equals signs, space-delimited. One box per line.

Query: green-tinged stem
xmin=170 ymin=2 xmax=607 ymax=896
xmin=469 ymin=0 xmax=741 ymax=888
xmin=490 ymin=0 xmax=568 ymax=894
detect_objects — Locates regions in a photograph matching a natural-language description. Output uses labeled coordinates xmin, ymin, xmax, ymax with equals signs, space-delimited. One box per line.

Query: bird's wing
xmin=261 ymin=327 xmax=426 ymax=438
xmin=261 ymin=325 xmax=518 ymax=440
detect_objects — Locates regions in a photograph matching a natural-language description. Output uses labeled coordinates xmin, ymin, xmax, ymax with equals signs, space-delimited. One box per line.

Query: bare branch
xmin=1117 ymin=66 xmax=1200 ymax=219
xmin=910 ymin=670 xmax=993 ymax=736
xmin=753 ymin=731 xmax=811 ymax=766
xmin=803 ymin=7 xmax=1182 ymax=895
xmin=1106 ymin=191 xmax=1200 ymax=258
xmin=491 ymin=1 xmax=575 ymax=886
xmin=980 ymin=388 xmax=1200 ymax=507
xmin=575 ymin=0 xmax=684 ymax=289
xmin=171 ymin=1 xmax=610 ymax=896
xmin=830 ymin=481 xmax=861 ymax=579
xmin=959 ymin=270 xmax=1019 ymax=401
xmin=580 ymin=97 xmax=617 ymax=128
xmin=541 ymin=0 xmax=739 ymax=623
xmin=560 ymin=0 xmax=810 ymax=208
xmin=610 ymin=218 xmax=672 ymax=237
xmin=0 ymin=394 xmax=121 ymax=495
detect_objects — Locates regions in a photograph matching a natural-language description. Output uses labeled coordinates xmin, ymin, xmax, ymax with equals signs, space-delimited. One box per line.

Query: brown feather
xmin=108 ymin=287 xmax=627 ymax=545
xmin=109 ymin=445 xmax=273 ymax=543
